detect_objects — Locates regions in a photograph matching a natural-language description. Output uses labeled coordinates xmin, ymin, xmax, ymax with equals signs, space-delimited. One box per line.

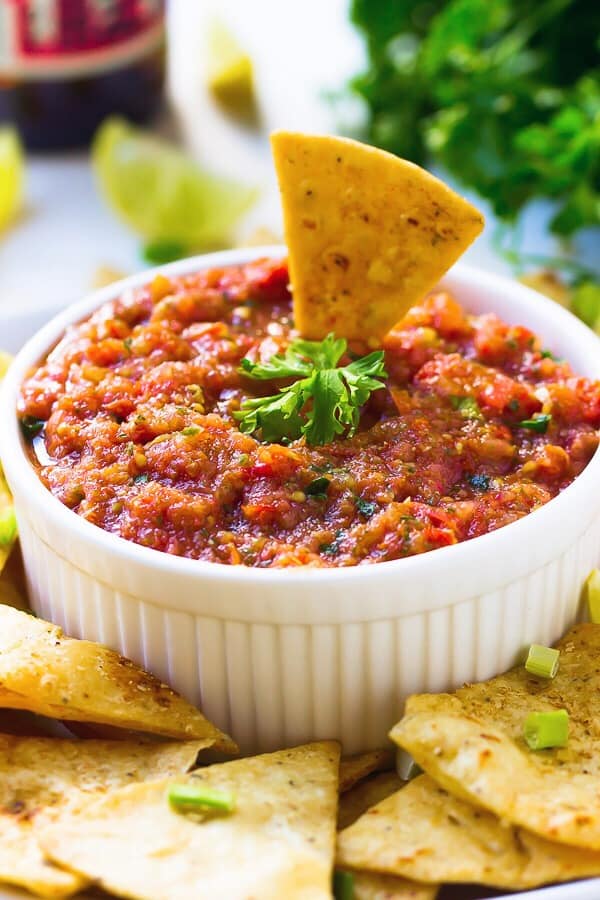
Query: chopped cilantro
xmin=468 ymin=473 xmax=491 ymax=492
xmin=305 ymin=476 xmax=331 ymax=498
xmin=450 ymin=395 xmax=482 ymax=420
xmin=236 ymin=334 xmax=387 ymax=445
xmin=20 ymin=416 xmax=45 ymax=439
xmin=133 ymin=473 xmax=148 ymax=484
xmin=355 ymin=496 xmax=377 ymax=517
xmin=142 ymin=240 xmax=186 ymax=265
xmin=320 ymin=530 xmax=345 ymax=556
xmin=518 ymin=413 xmax=552 ymax=433
xmin=540 ymin=349 xmax=559 ymax=361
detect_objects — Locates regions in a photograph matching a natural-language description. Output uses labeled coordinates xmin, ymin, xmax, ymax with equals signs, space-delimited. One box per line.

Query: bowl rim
xmin=2 ymin=244 xmax=600 ymax=592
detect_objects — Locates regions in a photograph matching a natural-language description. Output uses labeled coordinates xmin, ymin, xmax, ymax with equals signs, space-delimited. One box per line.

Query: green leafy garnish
xmin=355 ymin=496 xmax=377 ymax=518
xmin=142 ymin=240 xmax=186 ymax=265
xmin=305 ymin=476 xmax=331 ymax=498
xmin=236 ymin=335 xmax=387 ymax=446
xmin=450 ymin=395 xmax=482 ymax=419
xmin=518 ymin=413 xmax=552 ymax=433
xmin=19 ymin=416 xmax=45 ymax=439
xmin=349 ymin=0 xmax=600 ymax=238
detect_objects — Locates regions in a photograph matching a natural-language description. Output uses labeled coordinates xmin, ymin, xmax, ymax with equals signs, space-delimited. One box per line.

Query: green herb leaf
xmin=236 ymin=336 xmax=387 ymax=446
xmin=355 ymin=496 xmax=377 ymax=517
xmin=518 ymin=413 xmax=552 ymax=433
xmin=305 ymin=476 xmax=331 ymax=498
xmin=20 ymin=416 xmax=45 ymax=439
xmin=450 ymin=395 xmax=482 ymax=419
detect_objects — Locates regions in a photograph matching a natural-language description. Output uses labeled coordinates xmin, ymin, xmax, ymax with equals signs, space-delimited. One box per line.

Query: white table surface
xmin=0 ymin=0 xmax=596 ymax=317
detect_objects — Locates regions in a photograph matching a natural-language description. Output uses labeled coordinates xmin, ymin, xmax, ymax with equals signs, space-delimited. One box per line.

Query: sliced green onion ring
xmin=333 ymin=869 xmax=354 ymax=900
xmin=525 ymin=644 xmax=560 ymax=679
xmin=167 ymin=783 xmax=236 ymax=814
xmin=523 ymin=709 xmax=569 ymax=750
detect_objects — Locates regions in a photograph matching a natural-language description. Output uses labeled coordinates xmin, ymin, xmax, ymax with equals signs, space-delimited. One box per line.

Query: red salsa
xmin=19 ymin=259 xmax=600 ymax=567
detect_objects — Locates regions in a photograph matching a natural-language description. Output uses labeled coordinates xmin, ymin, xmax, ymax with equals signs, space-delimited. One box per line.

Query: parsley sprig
xmin=236 ymin=334 xmax=387 ymax=445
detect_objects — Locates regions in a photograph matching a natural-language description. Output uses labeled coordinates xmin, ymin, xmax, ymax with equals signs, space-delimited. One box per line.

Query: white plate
xmin=1 ymin=304 xmax=598 ymax=900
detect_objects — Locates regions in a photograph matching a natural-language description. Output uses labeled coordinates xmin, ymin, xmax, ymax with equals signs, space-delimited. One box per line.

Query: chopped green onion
xmin=518 ymin=413 xmax=552 ymax=433
xmin=525 ymin=644 xmax=560 ymax=679
xmin=305 ymin=476 xmax=331 ymax=498
xmin=181 ymin=426 xmax=200 ymax=437
xmin=523 ymin=709 xmax=569 ymax=750
xmin=333 ymin=870 xmax=354 ymax=900
xmin=167 ymin=783 xmax=235 ymax=814
xmin=20 ymin=416 xmax=45 ymax=439
xmin=0 ymin=506 xmax=16 ymax=547
xmin=396 ymin=748 xmax=422 ymax=781
xmin=585 ymin=569 xmax=600 ymax=624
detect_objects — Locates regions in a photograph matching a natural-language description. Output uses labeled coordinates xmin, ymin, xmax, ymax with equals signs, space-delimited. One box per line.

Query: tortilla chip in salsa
xmin=271 ymin=131 xmax=484 ymax=342
xmin=41 ymin=742 xmax=340 ymax=900
xmin=392 ymin=623 xmax=600 ymax=850
xmin=0 ymin=606 xmax=236 ymax=751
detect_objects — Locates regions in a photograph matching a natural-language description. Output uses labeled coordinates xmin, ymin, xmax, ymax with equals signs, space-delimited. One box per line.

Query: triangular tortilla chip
xmin=271 ymin=131 xmax=484 ymax=342
xmin=392 ymin=623 xmax=600 ymax=850
xmin=41 ymin=741 xmax=341 ymax=900
xmin=352 ymin=871 xmax=438 ymax=900
xmin=338 ymin=771 xmax=402 ymax=830
xmin=0 ymin=606 xmax=236 ymax=751
xmin=338 ymin=774 xmax=600 ymax=890
xmin=339 ymin=748 xmax=395 ymax=793
xmin=0 ymin=732 xmax=208 ymax=897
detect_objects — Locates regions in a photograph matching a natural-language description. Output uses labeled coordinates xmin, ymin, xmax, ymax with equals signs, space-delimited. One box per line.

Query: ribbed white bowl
xmin=2 ymin=247 xmax=600 ymax=754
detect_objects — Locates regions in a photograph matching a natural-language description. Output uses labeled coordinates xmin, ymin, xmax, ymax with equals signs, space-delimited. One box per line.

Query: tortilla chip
xmin=339 ymin=749 xmax=395 ymax=793
xmin=338 ymin=771 xmax=402 ymax=830
xmin=352 ymin=871 xmax=438 ymax=900
xmin=0 ymin=732 xmax=208 ymax=898
xmin=271 ymin=131 xmax=484 ymax=342
xmin=42 ymin=741 xmax=341 ymax=900
xmin=392 ymin=623 xmax=600 ymax=850
xmin=338 ymin=773 xmax=600 ymax=890
xmin=0 ymin=605 xmax=236 ymax=751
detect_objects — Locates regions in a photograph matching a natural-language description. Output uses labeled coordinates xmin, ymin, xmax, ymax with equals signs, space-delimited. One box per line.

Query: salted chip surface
xmin=339 ymin=748 xmax=395 ymax=793
xmin=338 ymin=773 xmax=600 ymax=889
xmin=0 ymin=733 xmax=208 ymax=898
xmin=271 ymin=131 xmax=484 ymax=342
xmin=0 ymin=606 xmax=236 ymax=751
xmin=352 ymin=871 xmax=438 ymax=900
xmin=392 ymin=623 xmax=600 ymax=849
xmin=338 ymin=771 xmax=402 ymax=830
xmin=42 ymin=741 xmax=340 ymax=900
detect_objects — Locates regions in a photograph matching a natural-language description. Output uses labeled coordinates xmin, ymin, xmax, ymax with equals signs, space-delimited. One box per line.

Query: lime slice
xmin=0 ymin=351 xmax=12 ymax=380
xmin=92 ymin=118 xmax=258 ymax=249
xmin=207 ymin=20 xmax=257 ymax=121
xmin=0 ymin=128 xmax=23 ymax=232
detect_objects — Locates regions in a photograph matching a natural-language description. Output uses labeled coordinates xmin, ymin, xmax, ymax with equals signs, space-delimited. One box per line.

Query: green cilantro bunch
xmin=235 ymin=334 xmax=387 ymax=445
xmin=350 ymin=0 xmax=600 ymax=237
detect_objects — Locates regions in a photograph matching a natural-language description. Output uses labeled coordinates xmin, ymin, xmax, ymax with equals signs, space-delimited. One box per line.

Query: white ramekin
xmin=2 ymin=247 xmax=600 ymax=754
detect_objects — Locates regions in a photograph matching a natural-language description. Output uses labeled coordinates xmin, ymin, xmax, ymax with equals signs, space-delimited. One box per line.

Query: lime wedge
xmin=0 ymin=128 xmax=23 ymax=232
xmin=92 ymin=118 xmax=258 ymax=249
xmin=207 ymin=20 xmax=257 ymax=121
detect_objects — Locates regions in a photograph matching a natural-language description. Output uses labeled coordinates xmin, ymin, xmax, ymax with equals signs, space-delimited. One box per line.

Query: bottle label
xmin=0 ymin=0 xmax=165 ymax=79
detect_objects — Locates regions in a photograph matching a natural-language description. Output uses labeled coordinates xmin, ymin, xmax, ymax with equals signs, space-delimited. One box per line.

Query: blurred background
xmin=0 ymin=0 xmax=598 ymax=329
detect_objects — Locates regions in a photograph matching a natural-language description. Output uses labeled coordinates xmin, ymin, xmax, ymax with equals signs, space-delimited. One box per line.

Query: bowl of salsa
xmin=1 ymin=246 xmax=599 ymax=753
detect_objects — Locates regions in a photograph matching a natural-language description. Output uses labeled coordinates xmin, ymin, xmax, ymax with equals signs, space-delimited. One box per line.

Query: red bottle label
xmin=0 ymin=0 xmax=165 ymax=78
